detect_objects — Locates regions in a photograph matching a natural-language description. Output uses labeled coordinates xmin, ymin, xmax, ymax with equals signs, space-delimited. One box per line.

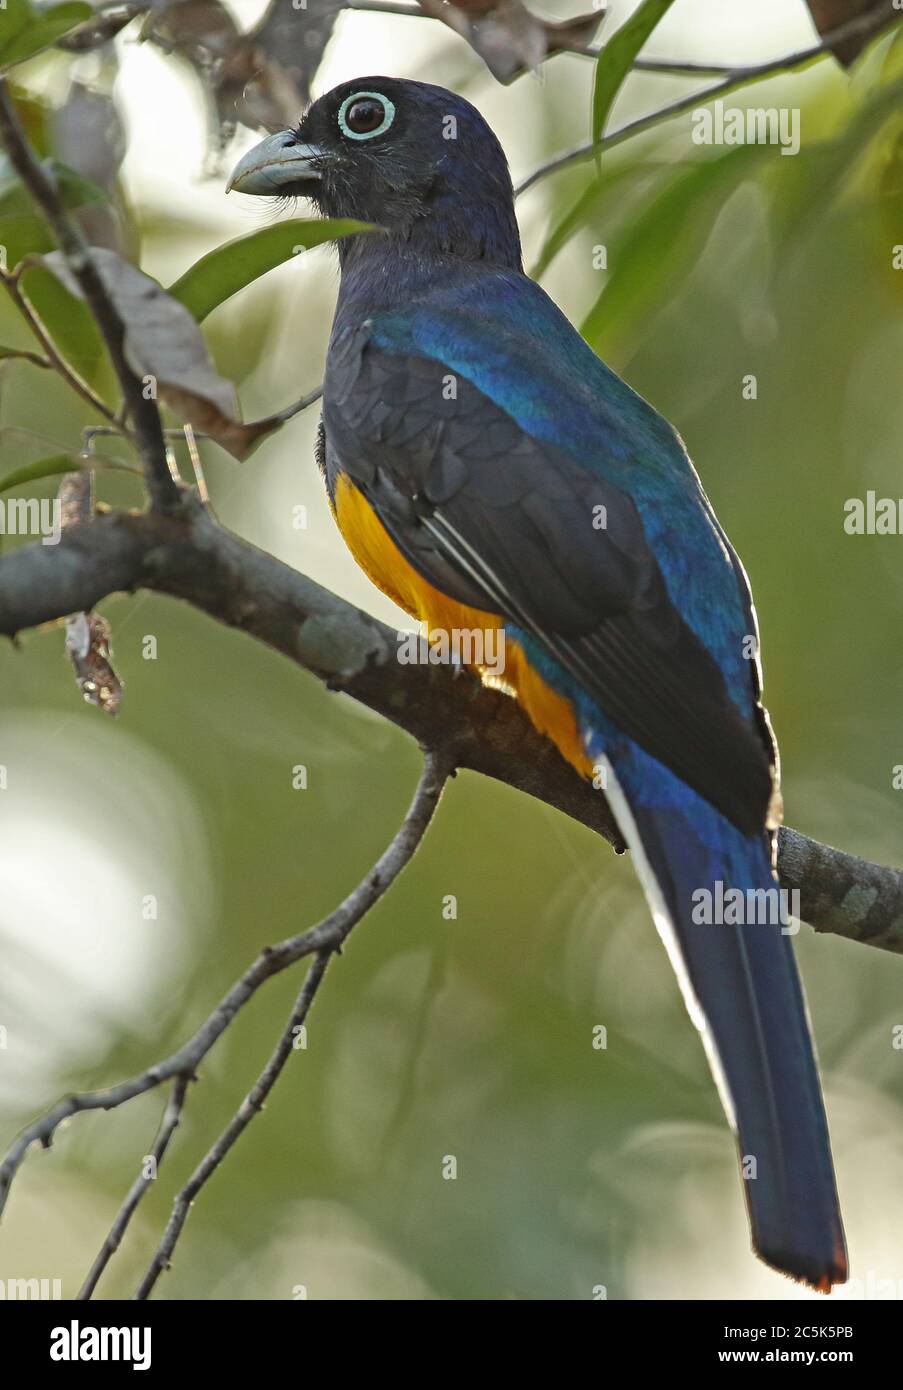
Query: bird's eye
xmin=338 ymin=91 xmax=395 ymax=141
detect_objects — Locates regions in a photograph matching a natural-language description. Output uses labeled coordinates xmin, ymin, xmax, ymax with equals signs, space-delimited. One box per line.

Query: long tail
xmin=602 ymin=743 xmax=847 ymax=1290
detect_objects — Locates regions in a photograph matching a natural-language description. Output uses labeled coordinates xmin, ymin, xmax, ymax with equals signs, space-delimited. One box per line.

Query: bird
xmin=228 ymin=77 xmax=847 ymax=1290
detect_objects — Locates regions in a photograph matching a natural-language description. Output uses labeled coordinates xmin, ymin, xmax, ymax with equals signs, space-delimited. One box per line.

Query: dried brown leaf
xmin=44 ymin=248 xmax=259 ymax=460
xmin=250 ymin=0 xmax=344 ymax=108
xmin=417 ymin=0 xmax=603 ymax=82
xmin=52 ymin=80 xmax=127 ymax=252
xmin=144 ymin=0 xmax=341 ymax=141
xmin=57 ymin=2 xmax=146 ymax=52
xmin=58 ymin=469 xmax=124 ymax=715
xmin=65 ymin=610 xmax=123 ymax=716
xmin=805 ymin=0 xmax=898 ymax=67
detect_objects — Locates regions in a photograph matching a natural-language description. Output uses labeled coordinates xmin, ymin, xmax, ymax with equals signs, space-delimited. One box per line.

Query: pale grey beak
xmin=227 ymin=132 xmax=326 ymax=196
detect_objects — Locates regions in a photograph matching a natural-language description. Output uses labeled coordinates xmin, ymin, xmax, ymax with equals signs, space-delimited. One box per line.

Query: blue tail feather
xmin=597 ymin=736 xmax=847 ymax=1290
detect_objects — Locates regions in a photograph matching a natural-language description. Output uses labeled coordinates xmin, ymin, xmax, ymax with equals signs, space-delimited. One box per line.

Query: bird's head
xmin=227 ymin=77 xmax=522 ymax=270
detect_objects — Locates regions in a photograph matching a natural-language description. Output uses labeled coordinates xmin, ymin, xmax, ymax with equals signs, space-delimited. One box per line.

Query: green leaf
xmin=0 ymin=158 xmax=111 ymax=384
xmin=879 ymin=18 xmax=903 ymax=85
xmin=0 ymin=1 xmax=93 ymax=72
xmin=0 ymin=453 xmax=139 ymax=494
xmin=7 ymin=84 xmax=53 ymax=157
xmin=168 ymin=218 xmax=376 ymax=323
xmin=581 ymin=145 xmax=766 ymax=360
xmin=19 ymin=265 xmax=106 ymax=383
xmin=0 ymin=157 xmax=107 ymax=224
xmin=530 ymin=161 xmax=664 ymax=281
xmin=592 ymin=0 xmax=678 ymax=146
xmin=766 ymin=72 xmax=903 ymax=254
xmin=0 ymin=0 xmax=31 ymax=58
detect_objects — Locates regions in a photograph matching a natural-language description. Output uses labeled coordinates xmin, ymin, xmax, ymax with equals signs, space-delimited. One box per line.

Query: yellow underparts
xmin=333 ymin=473 xmax=593 ymax=777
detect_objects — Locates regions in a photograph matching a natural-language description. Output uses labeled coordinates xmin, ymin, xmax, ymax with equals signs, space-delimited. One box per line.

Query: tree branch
xmin=77 ymin=1075 xmax=189 ymax=1300
xmin=345 ymin=1 xmax=899 ymax=81
xmin=131 ymin=952 xmax=332 ymax=1299
xmin=515 ymin=8 xmax=902 ymax=196
xmin=778 ymin=827 xmax=903 ymax=954
xmin=1 ymin=500 xmax=901 ymax=952
xmin=0 ymin=750 xmax=449 ymax=1293
xmin=0 ymin=81 xmax=182 ymax=513
xmin=345 ymin=0 xmax=733 ymax=76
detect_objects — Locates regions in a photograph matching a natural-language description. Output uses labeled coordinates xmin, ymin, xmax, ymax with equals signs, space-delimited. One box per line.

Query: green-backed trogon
xmin=228 ymin=77 xmax=847 ymax=1289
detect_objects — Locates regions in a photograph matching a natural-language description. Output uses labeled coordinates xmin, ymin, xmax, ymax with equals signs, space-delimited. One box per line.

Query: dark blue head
xmin=228 ymin=77 xmax=522 ymax=271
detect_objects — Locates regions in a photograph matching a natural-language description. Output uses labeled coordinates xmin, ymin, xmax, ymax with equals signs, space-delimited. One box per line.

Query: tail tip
xmin=756 ymin=1239 xmax=848 ymax=1294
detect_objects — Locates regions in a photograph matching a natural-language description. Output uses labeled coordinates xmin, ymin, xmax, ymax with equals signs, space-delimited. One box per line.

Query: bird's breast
xmin=331 ymin=472 xmax=593 ymax=777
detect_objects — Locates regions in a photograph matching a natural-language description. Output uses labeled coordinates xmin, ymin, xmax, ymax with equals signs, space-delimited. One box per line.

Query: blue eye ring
xmin=338 ymin=91 xmax=395 ymax=141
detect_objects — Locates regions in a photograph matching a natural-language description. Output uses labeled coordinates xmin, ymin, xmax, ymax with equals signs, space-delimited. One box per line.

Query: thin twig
xmin=345 ymin=0 xmax=736 ymax=75
xmin=80 ymin=391 xmax=323 ymax=457
xmin=515 ymin=9 xmax=901 ymax=196
xmin=0 ymin=272 xmax=118 ymax=424
xmin=0 ymin=752 xmax=449 ymax=1264
xmin=631 ymin=57 xmax=736 ymax=77
xmin=77 ymin=1075 xmax=189 ymax=1300
xmin=259 ymin=385 xmax=323 ymax=426
xmin=0 ymin=345 xmax=52 ymax=369
xmin=182 ymin=424 xmax=208 ymax=503
xmin=53 ymin=0 xmax=724 ymax=76
xmin=132 ymin=953 xmax=332 ymax=1300
xmin=0 ymin=81 xmax=181 ymax=512
xmin=132 ymin=748 xmax=448 ymax=1297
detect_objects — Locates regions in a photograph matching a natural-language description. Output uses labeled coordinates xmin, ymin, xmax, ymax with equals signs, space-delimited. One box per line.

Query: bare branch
xmin=0 ymin=498 xmax=625 ymax=849
xmin=0 ymin=504 xmax=900 ymax=953
xmin=515 ymin=9 xmax=902 ymax=196
xmin=0 ymin=345 xmax=52 ymax=369
xmin=77 ymin=1075 xmax=189 ymax=1300
xmin=254 ymin=385 xmax=323 ymax=428
xmin=778 ymin=827 xmax=903 ymax=954
xmin=0 ymin=751 xmax=449 ymax=1285
xmin=345 ymin=0 xmax=732 ymax=76
xmin=132 ymin=953 xmax=334 ymax=1300
xmin=0 ymin=82 xmax=182 ymax=513
xmin=0 ymin=270 xmax=118 ymax=424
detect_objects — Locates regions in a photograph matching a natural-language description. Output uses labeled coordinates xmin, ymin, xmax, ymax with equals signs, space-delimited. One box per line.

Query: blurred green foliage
xmin=0 ymin=0 xmax=90 ymax=75
xmin=592 ymin=0 xmax=678 ymax=144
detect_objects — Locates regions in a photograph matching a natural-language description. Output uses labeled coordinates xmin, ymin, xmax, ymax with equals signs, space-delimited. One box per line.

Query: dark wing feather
xmin=324 ymin=327 xmax=773 ymax=833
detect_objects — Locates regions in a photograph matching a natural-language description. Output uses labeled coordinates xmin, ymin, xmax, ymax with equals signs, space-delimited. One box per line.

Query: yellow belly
xmin=333 ymin=474 xmax=593 ymax=777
